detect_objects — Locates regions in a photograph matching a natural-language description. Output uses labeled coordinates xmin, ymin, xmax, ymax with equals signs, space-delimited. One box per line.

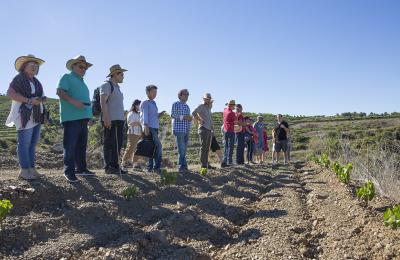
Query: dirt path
xmin=0 ymin=163 xmax=399 ymax=259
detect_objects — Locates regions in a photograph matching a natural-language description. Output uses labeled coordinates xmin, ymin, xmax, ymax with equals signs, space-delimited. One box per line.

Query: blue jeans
xmin=236 ymin=132 xmax=245 ymax=164
xmin=17 ymin=124 xmax=41 ymax=169
xmin=174 ymin=131 xmax=189 ymax=170
xmin=223 ymin=131 xmax=235 ymax=164
xmin=148 ymin=128 xmax=162 ymax=171
xmin=62 ymin=119 xmax=89 ymax=175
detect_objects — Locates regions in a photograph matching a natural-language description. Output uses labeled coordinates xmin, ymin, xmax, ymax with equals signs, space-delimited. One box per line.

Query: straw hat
xmin=15 ymin=54 xmax=45 ymax=72
xmin=66 ymin=55 xmax=93 ymax=71
xmin=203 ymin=93 xmax=213 ymax=101
xmin=107 ymin=64 xmax=128 ymax=77
xmin=226 ymin=100 xmax=236 ymax=106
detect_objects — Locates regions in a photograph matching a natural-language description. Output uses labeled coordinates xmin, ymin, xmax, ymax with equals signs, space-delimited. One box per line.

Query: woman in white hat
xmin=5 ymin=55 xmax=46 ymax=180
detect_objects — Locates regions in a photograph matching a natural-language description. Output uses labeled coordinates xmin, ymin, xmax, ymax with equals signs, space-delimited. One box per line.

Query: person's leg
xmin=215 ymin=149 xmax=223 ymax=164
xmin=28 ymin=124 xmax=41 ymax=169
xmin=183 ymin=132 xmax=189 ymax=169
xmin=228 ymin=132 xmax=235 ymax=164
xmin=175 ymin=132 xmax=186 ymax=170
xmin=17 ymin=127 xmax=33 ymax=170
xmin=131 ymin=134 xmax=142 ymax=164
xmin=223 ymin=132 xmax=229 ymax=164
xmin=246 ymin=140 xmax=250 ymax=163
xmin=150 ymin=128 xmax=162 ymax=170
xmin=122 ymin=134 xmax=135 ymax=166
xmin=108 ymin=121 xmax=119 ymax=169
xmin=236 ymin=133 xmax=245 ymax=164
xmin=103 ymin=122 xmax=114 ymax=169
xmin=115 ymin=120 xmax=125 ymax=169
xmin=63 ymin=121 xmax=79 ymax=176
xmin=75 ymin=120 xmax=89 ymax=172
xmin=249 ymin=141 xmax=254 ymax=162
xmin=199 ymin=128 xmax=209 ymax=168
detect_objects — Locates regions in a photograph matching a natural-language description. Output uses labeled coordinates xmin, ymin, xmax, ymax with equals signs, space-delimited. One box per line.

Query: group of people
xmin=5 ymin=54 xmax=291 ymax=183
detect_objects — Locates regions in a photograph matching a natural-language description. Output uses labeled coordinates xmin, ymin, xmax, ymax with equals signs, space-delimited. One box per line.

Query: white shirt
xmin=126 ymin=111 xmax=142 ymax=135
xmin=5 ymin=81 xmax=43 ymax=130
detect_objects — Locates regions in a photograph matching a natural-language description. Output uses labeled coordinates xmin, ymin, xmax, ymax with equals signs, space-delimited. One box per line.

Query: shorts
xmin=210 ymin=135 xmax=221 ymax=152
xmin=274 ymin=140 xmax=288 ymax=153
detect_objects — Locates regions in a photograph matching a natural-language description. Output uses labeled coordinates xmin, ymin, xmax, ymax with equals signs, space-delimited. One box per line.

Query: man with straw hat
xmin=100 ymin=64 xmax=128 ymax=175
xmin=6 ymin=54 xmax=46 ymax=180
xmin=192 ymin=93 xmax=214 ymax=170
xmin=222 ymin=100 xmax=238 ymax=167
xmin=56 ymin=55 xmax=94 ymax=183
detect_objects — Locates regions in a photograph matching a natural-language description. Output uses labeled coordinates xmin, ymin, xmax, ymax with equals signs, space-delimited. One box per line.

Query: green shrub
xmin=356 ymin=180 xmax=375 ymax=205
xmin=122 ymin=186 xmax=138 ymax=200
xmin=0 ymin=200 xmax=13 ymax=224
xmin=383 ymin=205 xmax=400 ymax=229
xmin=161 ymin=169 xmax=178 ymax=185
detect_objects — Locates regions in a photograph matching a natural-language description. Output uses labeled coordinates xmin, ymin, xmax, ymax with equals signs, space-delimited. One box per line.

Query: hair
xmin=130 ymin=99 xmax=141 ymax=113
xmin=178 ymin=89 xmax=189 ymax=98
xmin=236 ymin=104 xmax=242 ymax=108
xmin=146 ymin=85 xmax=158 ymax=93
xmin=20 ymin=61 xmax=39 ymax=75
xmin=277 ymin=114 xmax=283 ymax=117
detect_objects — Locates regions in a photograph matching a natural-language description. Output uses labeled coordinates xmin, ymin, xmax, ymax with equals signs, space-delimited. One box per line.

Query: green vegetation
xmin=383 ymin=205 xmax=400 ymax=229
xmin=356 ymin=180 xmax=375 ymax=206
xmin=0 ymin=199 xmax=13 ymax=225
xmin=199 ymin=167 xmax=208 ymax=176
xmin=121 ymin=186 xmax=138 ymax=200
xmin=160 ymin=169 xmax=178 ymax=185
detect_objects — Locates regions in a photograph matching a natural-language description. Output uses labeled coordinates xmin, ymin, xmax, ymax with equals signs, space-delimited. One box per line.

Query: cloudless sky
xmin=0 ymin=0 xmax=399 ymax=116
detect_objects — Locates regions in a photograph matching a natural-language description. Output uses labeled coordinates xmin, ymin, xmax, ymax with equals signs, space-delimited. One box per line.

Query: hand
xmin=72 ymin=100 xmax=85 ymax=109
xmin=31 ymin=97 xmax=41 ymax=106
xmin=103 ymin=115 xmax=111 ymax=129
xmin=144 ymin=126 xmax=150 ymax=136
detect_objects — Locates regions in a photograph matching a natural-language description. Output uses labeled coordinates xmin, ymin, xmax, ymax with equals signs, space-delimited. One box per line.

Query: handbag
xmin=135 ymin=134 xmax=156 ymax=158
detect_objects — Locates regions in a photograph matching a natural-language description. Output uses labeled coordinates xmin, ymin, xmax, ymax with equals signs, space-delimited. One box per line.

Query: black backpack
xmin=92 ymin=81 xmax=114 ymax=117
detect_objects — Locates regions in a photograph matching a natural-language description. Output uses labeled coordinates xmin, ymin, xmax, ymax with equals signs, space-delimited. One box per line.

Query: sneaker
xmin=19 ymin=168 xmax=38 ymax=180
xmin=64 ymin=173 xmax=79 ymax=183
xmin=207 ymin=164 xmax=216 ymax=170
xmin=29 ymin=168 xmax=43 ymax=178
xmin=221 ymin=162 xmax=228 ymax=168
xmin=105 ymin=167 xmax=119 ymax=174
xmin=133 ymin=164 xmax=142 ymax=170
xmin=119 ymin=168 xmax=128 ymax=175
xmin=76 ymin=169 xmax=96 ymax=176
xmin=154 ymin=168 xmax=162 ymax=175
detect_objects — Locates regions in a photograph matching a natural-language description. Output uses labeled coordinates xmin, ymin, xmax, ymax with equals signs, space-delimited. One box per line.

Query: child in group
xmin=244 ymin=117 xmax=257 ymax=164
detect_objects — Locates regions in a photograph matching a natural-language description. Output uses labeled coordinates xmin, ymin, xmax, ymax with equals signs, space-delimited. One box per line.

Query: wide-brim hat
xmin=66 ymin=55 xmax=93 ymax=71
xmin=225 ymin=100 xmax=236 ymax=106
xmin=203 ymin=93 xmax=213 ymax=101
xmin=15 ymin=54 xmax=45 ymax=72
xmin=107 ymin=64 xmax=128 ymax=77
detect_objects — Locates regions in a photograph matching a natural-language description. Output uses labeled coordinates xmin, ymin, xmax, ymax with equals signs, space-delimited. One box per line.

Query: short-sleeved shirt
xmin=126 ymin=111 xmax=142 ymax=135
xmin=236 ymin=113 xmax=245 ymax=133
xmin=140 ymin=99 xmax=159 ymax=129
xmin=99 ymin=81 xmax=125 ymax=121
xmin=192 ymin=104 xmax=213 ymax=131
xmin=274 ymin=121 xmax=289 ymax=141
xmin=223 ymin=108 xmax=236 ymax=133
xmin=57 ymin=72 xmax=93 ymax=123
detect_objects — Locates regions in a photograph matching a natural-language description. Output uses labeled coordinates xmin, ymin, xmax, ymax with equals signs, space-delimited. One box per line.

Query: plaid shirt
xmin=171 ymin=101 xmax=191 ymax=133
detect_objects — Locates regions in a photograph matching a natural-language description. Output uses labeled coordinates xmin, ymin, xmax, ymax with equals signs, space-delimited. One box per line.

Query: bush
xmin=383 ymin=205 xmax=400 ymax=229
xmin=160 ymin=169 xmax=178 ymax=185
xmin=356 ymin=180 xmax=375 ymax=205
xmin=0 ymin=200 xmax=13 ymax=224
xmin=122 ymin=186 xmax=138 ymax=200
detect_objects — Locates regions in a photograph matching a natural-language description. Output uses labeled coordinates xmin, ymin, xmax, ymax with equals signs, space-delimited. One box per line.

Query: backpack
xmin=92 ymin=81 xmax=114 ymax=117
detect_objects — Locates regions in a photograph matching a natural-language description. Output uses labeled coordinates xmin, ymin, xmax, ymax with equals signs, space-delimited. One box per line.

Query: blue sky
xmin=0 ymin=0 xmax=399 ymax=116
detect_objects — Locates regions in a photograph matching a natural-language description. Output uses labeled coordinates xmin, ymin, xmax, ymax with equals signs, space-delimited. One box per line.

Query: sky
xmin=0 ymin=0 xmax=399 ymax=116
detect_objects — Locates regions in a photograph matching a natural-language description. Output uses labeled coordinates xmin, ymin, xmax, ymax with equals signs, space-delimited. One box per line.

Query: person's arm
xmin=192 ymin=106 xmax=204 ymax=124
xmin=171 ymin=102 xmax=180 ymax=119
xmin=7 ymin=87 xmax=41 ymax=105
xmin=56 ymin=89 xmax=84 ymax=109
xmin=141 ymin=102 xmax=150 ymax=135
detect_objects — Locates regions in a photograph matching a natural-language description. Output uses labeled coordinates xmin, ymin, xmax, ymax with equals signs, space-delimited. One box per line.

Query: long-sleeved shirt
xmin=171 ymin=100 xmax=191 ymax=133
xmin=140 ymin=99 xmax=159 ymax=129
xmin=192 ymin=103 xmax=213 ymax=131
xmin=223 ymin=108 xmax=237 ymax=133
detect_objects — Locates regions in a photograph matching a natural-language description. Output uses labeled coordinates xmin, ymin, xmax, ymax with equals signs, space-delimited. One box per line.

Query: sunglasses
xmin=78 ymin=65 xmax=88 ymax=70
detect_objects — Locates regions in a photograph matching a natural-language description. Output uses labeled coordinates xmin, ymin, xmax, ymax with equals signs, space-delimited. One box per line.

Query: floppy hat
xmin=15 ymin=54 xmax=45 ymax=72
xmin=225 ymin=100 xmax=236 ymax=106
xmin=66 ymin=55 xmax=93 ymax=71
xmin=107 ymin=64 xmax=128 ymax=77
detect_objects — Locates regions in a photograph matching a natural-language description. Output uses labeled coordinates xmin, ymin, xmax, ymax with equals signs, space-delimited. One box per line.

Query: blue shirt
xmin=57 ymin=72 xmax=93 ymax=123
xmin=140 ymin=99 xmax=159 ymax=129
xmin=171 ymin=101 xmax=191 ymax=133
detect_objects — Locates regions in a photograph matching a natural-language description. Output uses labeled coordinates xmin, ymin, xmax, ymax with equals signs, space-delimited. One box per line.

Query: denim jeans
xmin=17 ymin=124 xmax=41 ymax=169
xmin=62 ymin=119 xmax=89 ymax=175
xmin=223 ymin=131 xmax=235 ymax=164
xmin=103 ymin=120 xmax=125 ymax=169
xmin=236 ymin=132 xmax=245 ymax=164
xmin=246 ymin=140 xmax=254 ymax=162
xmin=147 ymin=128 xmax=162 ymax=171
xmin=174 ymin=131 xmax=189 ymax=170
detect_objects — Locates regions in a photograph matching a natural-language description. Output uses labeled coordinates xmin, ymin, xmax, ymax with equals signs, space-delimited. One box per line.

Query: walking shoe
xmin=76 ymin=169 xmax=96 ymax=176
xmin=220 ymin=162 xmax=228 ymax=168
xmin=19 ymin=168 xmax=38 ymax=180
xmin=64 ymin=173 xmax=79 ymax=183
xmin=29 ymin=168 xmax=44 ymax=178
xmin=207 ymin=164 xmax=216 ymax=170
xmin=154 ymin=168 xmax=162 ymax=175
